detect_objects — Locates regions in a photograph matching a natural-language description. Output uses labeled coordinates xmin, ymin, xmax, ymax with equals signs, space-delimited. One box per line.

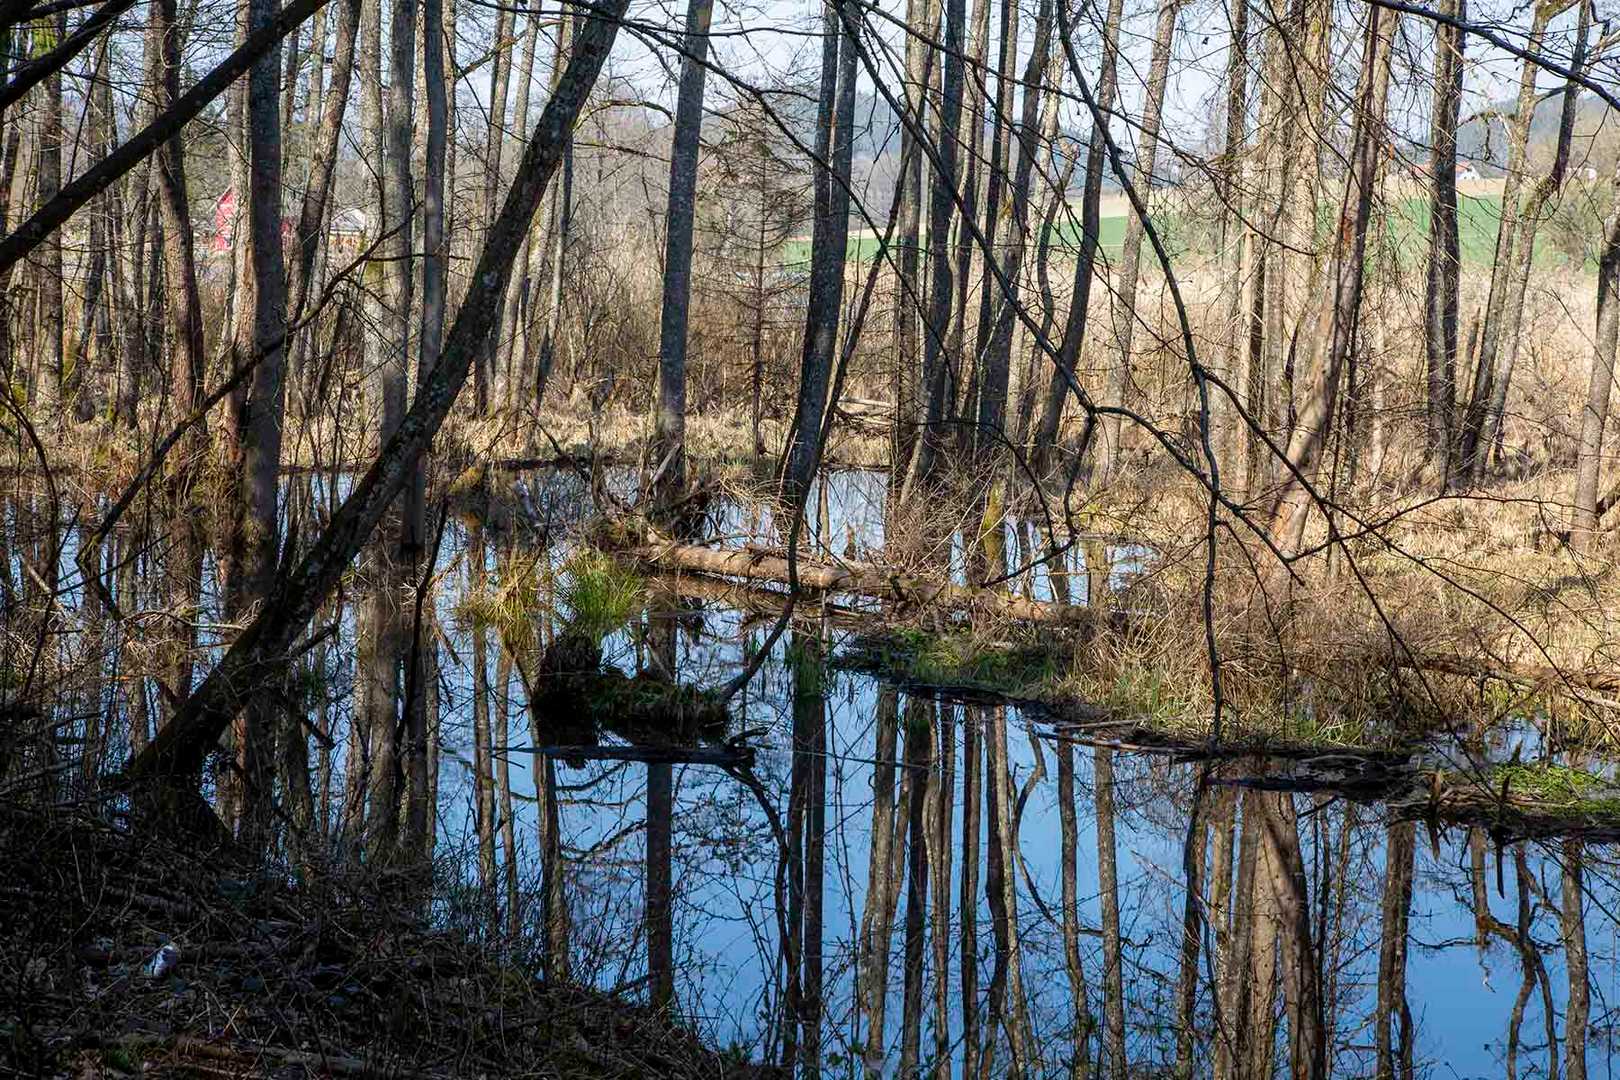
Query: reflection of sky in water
xmin=27 ymin=467 xmax=1619 ymax=1075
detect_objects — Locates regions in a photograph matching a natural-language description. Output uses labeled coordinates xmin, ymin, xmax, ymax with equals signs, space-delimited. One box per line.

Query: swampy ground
xmin=4 ymin=464 xmax=1618 ymax=1078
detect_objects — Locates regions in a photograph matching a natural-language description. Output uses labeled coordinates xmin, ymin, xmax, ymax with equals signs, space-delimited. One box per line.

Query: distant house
xmin=1456 ymin=162 xmax=1482 ymax=183
xmin=208 ymin=189 xmax=367 ymax=256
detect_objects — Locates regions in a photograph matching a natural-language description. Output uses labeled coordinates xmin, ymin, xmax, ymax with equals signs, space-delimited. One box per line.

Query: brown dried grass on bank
xmin=0 ymin=803 xmax=776 ymax=1079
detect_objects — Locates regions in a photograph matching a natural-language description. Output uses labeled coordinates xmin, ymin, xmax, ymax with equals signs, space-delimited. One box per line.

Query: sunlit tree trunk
xmin=974 ymin=0 xmax=1051 ymax=465
xmin=31 ymin=12 xmax=63 ymax=411
xmin=964 ymin=0 xmax=1019 ymax=431
xmin=891 ymin=0 xmax=936 ymax=474
xmin=1573 ymin=161 xmax=1620 ymax=546
xmin=1480 ymin=1 xmax=1588 ymax=473
xmin=534 ymin=10 xmax=574 ymax=407
xmin=473 ymin=0 xmax=513 ymax=414
xmin=496 ymin=9 xmax=539 ymax=408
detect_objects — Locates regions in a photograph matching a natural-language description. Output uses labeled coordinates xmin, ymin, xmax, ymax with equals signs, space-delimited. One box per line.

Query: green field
xmin=781 ymin=193 xmax=1588 ymax=272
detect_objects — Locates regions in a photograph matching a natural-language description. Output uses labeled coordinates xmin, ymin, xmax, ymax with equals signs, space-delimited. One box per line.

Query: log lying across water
xmin=623 ymin=538 xmax=1107 ymax=628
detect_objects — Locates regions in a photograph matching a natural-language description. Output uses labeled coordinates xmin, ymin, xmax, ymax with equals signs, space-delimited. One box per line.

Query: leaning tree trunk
xmin=125 ymin=0 xmax=630 ymax=820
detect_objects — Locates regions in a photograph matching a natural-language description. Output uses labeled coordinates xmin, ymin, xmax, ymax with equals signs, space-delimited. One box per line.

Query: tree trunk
xmin=779 ymin=0 xmax=857 ymax=520
xmin=402 ymin=0 xmax=447 ymax=859
xmin=1266 ymin=2 xmax=1395 ymax=569
xmin=473 ymin=0 xmax=513 ymax=414
xmin=974 ymin=0 xmax=1051 ymax=467
xmin=653 ymin=0 xmax=714 ymax=501
xmin=1479 ymin=1 xmax=1587 ymax=473
xmin=890 ymin=0 xmax=935 ymax=475
xmin=1098 ymin=0 xmax=1182 ymax=483
xmin=1573 ymin=160 xmax=1620 ymax=545
xmin=1033 ymin=0 xmax=1124 ymax=474
xmin=32 ymin=12 xmax=64 ymax=412
xmin=1421 ymin=0 xmax=1463 ymax=477
xmin=1453 ymin=1 xmax=1554 ymax=484
xmin=222 ymin=0 xmax=288 ymax=851
xmin=1374 ymin=821 xmax=1415 ymax=1080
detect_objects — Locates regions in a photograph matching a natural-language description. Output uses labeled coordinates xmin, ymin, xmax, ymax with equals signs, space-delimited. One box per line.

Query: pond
xmin=6 ymin=465 xmax=1614 ymax=1077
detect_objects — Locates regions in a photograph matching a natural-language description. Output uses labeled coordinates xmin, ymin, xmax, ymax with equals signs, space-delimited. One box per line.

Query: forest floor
xmin=0 ymin=804 xmax=776 ymax=1079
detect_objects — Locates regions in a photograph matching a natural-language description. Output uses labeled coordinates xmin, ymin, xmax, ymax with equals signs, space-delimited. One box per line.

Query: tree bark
xmin=1032 ymin=0 xmax=1124 ymax=474
xmin=653 ymin=0 xmax=714 ymax=501
xmin=1422 ymin=0 xmax=1463 ymax=476
xmin=1266 ymin=2 xmax=1396 ymax=569
xmin=1573 ymin=160 xmax=1620 ymax=545
xmin=1098 ymin=0 xmax=1182 ymax=483
xmin=1453 ymin=0 xmax=1556 ymax=484
xmin=779 ymin=0 xmax=857 ymax=520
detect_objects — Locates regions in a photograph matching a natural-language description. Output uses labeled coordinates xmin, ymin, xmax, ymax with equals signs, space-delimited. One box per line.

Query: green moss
xmin=1490 ymin=762 xmax=1608 ymax=805
xmin=876 ymin=628 xmax=1061 ymax=697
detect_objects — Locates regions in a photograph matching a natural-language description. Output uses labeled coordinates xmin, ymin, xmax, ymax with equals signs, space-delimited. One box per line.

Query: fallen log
xmin=624 ymin=539 xmax=1108 ymax=628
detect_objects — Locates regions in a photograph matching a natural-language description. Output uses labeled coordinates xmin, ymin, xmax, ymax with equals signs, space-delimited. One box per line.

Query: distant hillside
xmin=1456 ymin=89 xmax=1618 ymax=173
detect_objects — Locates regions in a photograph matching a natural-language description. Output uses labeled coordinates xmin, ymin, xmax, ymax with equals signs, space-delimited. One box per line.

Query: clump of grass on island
xmin=559 ymin=549 xmax=646 ymax=644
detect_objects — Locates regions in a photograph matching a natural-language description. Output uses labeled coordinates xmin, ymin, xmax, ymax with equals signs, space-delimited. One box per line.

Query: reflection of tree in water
xmin=6 ymin=473 xmax=1617 ymax=1078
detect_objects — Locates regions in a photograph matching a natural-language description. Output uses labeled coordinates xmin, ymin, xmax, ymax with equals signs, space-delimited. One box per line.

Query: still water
xmin=16 ymin=466 xmax=1616 ymax=1077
